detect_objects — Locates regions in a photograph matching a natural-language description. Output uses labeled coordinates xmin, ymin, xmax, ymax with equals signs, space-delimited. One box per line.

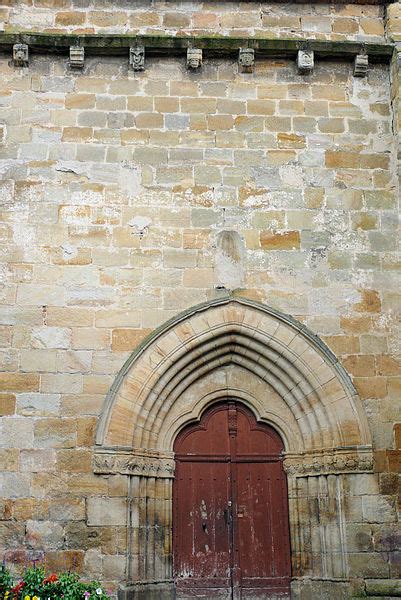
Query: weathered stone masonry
xmin=0 ymin=1 xmax=400 ymax=599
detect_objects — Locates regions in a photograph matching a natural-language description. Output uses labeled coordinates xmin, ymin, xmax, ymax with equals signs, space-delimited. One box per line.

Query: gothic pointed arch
xmin=95 ymin=296 xmax=372 ymax=476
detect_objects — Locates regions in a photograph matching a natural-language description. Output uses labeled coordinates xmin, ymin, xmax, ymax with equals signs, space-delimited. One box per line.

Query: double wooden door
xmin=173 ymin=402 xmax=291 ymax=599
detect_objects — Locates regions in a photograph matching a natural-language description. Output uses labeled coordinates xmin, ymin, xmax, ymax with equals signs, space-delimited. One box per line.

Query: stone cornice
xmin=0 ymin=32 xmax=394 ymax=62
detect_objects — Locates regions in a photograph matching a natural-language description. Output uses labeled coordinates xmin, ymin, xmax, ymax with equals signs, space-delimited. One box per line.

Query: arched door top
xmin=95 ymin=296 xmax=372 ymax=462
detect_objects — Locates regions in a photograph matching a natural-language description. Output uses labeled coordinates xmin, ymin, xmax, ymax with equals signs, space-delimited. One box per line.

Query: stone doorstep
xmin=365 ymin=579 xmax=401 ymax=597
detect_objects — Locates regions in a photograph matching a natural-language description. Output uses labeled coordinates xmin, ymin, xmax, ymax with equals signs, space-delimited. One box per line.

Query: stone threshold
xmin=0 ymin=32 xmax=395 ymax=62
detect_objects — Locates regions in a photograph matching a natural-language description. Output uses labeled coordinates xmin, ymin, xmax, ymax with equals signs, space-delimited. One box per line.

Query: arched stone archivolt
xmin=96 ymin=296 xmax=372 ymax=465
xmin=94 ymin=297 xmax=375 ymax=598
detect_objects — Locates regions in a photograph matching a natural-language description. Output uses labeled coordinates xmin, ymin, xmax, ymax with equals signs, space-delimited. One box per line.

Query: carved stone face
xmin=297 ymin=50 xmax=314 ymax=74
xmin=239 ymin=50 xmax=254 ymax=67
xmin=299 ymin=50 xmax=313 ymax=67
xmin=132 ymin=50 xmax=143 ymax=64
xmin=15 ymin=49 xmax=26 ymax=61
xmin=187 ymin=49 xmax=202 ymax=69
xmin=13 ymin=44 xmax=28 ymax=65
xmin=130 ymin=46 xmax=145 ymax=70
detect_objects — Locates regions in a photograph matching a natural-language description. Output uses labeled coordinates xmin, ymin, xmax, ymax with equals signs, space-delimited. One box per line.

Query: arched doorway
xmin=94 ymin=297 xmax=373 ymax=600
xmin=173 ymin=401 xmax=291 ymax=599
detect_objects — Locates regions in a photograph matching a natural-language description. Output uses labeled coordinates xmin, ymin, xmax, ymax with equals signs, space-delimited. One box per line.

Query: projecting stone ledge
xmin=0 ymin=32 xmax=395 ymax=61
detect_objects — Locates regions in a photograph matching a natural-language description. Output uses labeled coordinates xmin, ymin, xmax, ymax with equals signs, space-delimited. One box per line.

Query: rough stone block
xmin=111 ymin=328 xmax=152 ymax=351
xmin=260 ymin=231 xmax=300 ymax=250
xmin=0 ymin=448 xmax=19 ymax=472
xmin=34 ymin=418 xmax=77 ymax=448
xmin=57 ymin=449 xmax=93 ymax=472
xmin=0 ymin=373 xmax=40 ymax=393
xmin=20 ymin=449 xmax=57 ymax=472
xmin=27 ymin=520 xmax=64 ymax=549
xmin=31 ymin=327 xmax=71 ymax=348
xmin=49 ymin=498 xmax=86 ymax=521
xmin=362 ymin=495 xmax=397 ymax=523
xmin=0 ymin=417 xmax=34 ymax=449
xmin=0 ymin=393 xmax=16 ymax=416
xmin=87 ymin=497 xmax=127 ymax=526
xmin=1 ymin=473 xmax=31 ymax=498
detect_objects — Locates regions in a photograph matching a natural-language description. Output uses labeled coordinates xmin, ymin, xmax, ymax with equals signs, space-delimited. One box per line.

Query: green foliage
xmin=0 ymin=564 xmax=14 ymax=593
xmin=22 ymin=566 xmax=45 ymax=595
xmin=0 ymin=563 xmax=111 ymax=599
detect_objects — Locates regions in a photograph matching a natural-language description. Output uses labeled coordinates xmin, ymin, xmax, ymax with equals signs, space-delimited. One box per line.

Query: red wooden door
xmin=173 ymin=402 xmax=291 ymax=599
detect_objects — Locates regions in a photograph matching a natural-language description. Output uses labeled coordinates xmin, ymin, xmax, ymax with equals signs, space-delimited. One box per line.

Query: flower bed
xmin=0 ymin=564 xmax=110 ymax=599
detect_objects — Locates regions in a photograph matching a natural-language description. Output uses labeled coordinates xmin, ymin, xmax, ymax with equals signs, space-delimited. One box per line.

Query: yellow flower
xmin=23 ymin=596 xmax=31 ymax=600
xmin=33 ymin=596 xmax=40 ymax=600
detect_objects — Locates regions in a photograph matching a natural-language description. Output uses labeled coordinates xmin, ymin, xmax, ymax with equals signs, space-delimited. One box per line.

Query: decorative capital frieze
xmin=187 ymin=48 xmax=202 ymax=70
xmin=297 ymin=49 xmax=314 ymax=75
xmin=283 ymin=448 xmax=373 ymax=477
xmin=70 ymin=45 xmax=85 ymax=69
xmin=130 ymin=45 xmax=145 ymax=71
xmin=354 ymin=53 xmax=369 ymax=77
xmin=239 ymin=48 xmax=255 ymax=73
xmin=13 ymin=43 xmax=29 ymax=67
xmin=93 ymin=449 xmax=175 ymax=478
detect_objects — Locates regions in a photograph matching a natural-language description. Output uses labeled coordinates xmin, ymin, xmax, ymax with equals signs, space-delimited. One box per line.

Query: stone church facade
xmin=0 ymin=1 xmax=400 ymax=599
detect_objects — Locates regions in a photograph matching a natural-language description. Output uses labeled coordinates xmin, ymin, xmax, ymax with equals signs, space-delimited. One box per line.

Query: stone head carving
xmin=13 ymin=44 xmax=29 ymax=67
xmin=130 ymin=45 xmax=145 ymax=71
xmin=239 ymin=48 xmax=255 ymax=73
xmin=297 ymin=49 xmax=314 ymax=75
xmin=187 ymin=48 xmax=202 ymax=70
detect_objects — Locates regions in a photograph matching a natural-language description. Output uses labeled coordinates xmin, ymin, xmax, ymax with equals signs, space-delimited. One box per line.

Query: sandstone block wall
xmin=0 ymin=1 xmax=400 ymax=597
xmin=1 ymin=1 xmax=386 ymax=41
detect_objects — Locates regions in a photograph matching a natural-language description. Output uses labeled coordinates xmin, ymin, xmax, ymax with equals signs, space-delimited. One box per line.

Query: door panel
xmin=173 ymin=402 xmax=291 ymax=599
xmin=174 ymin=460 xmax=231 ymax=589
xmin=236 ymin=462 xmax=291 ymax=591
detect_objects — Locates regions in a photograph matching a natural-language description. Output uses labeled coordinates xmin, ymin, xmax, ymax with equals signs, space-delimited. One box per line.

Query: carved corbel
xmin=187 ymin=48 xmax=202 ymax=70
xmin=297 ymin=49 xmax=314 ymax=75
xmin=239 ymin=48 xmax=255 ymax=73
xmin=13 ymin=43 xmax=29 ymax=67
xmin=354 ymin=54 xmax=368 ymax=77
xmin=130 ymin=45 xmax=145 ymax=71
xmin=69 ymin=46 xmax=85 ymax=69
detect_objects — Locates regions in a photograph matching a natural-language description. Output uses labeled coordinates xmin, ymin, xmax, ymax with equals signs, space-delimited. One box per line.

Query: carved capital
xmin=94 ymin=450 xmax=175 ymax=478
xmin=283 ymin=448 xmax=373 ymax=477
